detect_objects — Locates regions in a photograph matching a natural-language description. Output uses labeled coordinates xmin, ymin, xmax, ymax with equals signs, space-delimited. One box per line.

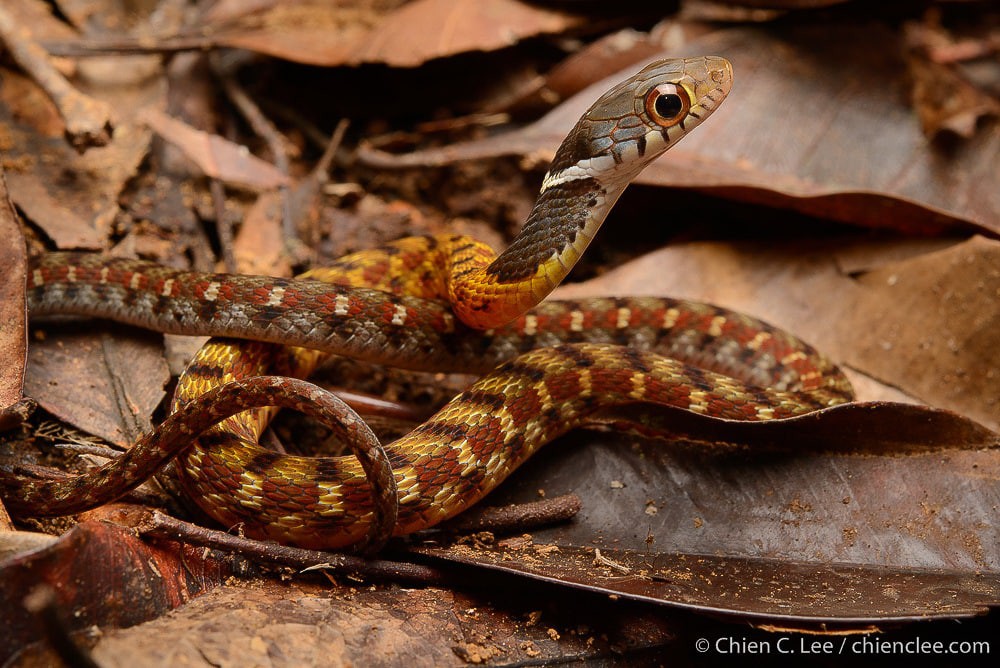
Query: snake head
xmin=545 ymin=56 xmax=733 ymax=186
xmin=458 ymin=56 xmax=733 ymax=330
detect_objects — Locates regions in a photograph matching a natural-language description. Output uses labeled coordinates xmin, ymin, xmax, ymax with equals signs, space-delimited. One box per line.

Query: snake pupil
xmin=655 ymin=94 xmax=683 ymax=119
xmin=644 ymin=83 xmax=690 ymax=128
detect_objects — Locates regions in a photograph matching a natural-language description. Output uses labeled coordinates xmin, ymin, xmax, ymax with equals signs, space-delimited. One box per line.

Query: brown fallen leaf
xmin=233 ymin=189 xmax=295 ymax=277
xmin=23 ymin=324 xmax=169 ymax=447
xmin=0 ymin=513 xmax=235 ymax=665
xmin=140 ymin=108 xmax=291 ymax=192
xmin=555 ymin=236 xmax=999 ymax=431
xmin=410 ymin=396 xmax=999 ymax=620
xmin=908 ymin=52 xmax=1000 ymax=139
xmin=0 ymin=60 xmax=164 ymax=249
xmin=494 ymin=21 xmax=706 ymax=114
xmin=126 ymin=0 xmax=587 ymax=69
xmin=198 ymin=0 xmax=386 ymax=67
xmin=0 ymin=166 xmax=29 ymax=431
xmin=360 ymin=24 xmax=1000 ymax=235
xmin=348 ymin=0 xmax=584 ymax=67
xmin=424 ymin=544 xmax=1000 ymax=623
xmin=81 ymin=579 xmax=675 ymax=666
xmin=844 ymin=236 xmax=999 ymax=428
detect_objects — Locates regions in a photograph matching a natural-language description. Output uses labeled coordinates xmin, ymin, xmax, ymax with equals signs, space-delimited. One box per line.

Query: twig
xmin=0 ymin=6 xmax=112 ymax=152
xmin=331 ymin=386 xmax=426 ymax=423
xmin=447 ymin=494 xmax=582 ymax=534
xmin=593 ymin=548 xmax=631 ymax=575
xmin=211 ymin=55 xmax=307 ymax=263
xmin=316 ymin=119 xmax=350 ymax=178
xmin=54 ymin=442 xmax=123 ymax=459
xmin=141 ymin=510 xmax=450 ymax=585
xmin=210 ymin=179 xmax=237 ymax=272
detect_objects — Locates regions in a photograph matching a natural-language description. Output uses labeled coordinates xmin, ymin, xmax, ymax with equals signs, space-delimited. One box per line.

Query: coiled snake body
xmin=13 ymin=57 xmax=854 ymax=549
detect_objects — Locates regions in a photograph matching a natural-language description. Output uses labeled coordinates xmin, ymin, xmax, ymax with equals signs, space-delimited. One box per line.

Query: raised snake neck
xmin=10 ymin=57 xmax=853 ymax=550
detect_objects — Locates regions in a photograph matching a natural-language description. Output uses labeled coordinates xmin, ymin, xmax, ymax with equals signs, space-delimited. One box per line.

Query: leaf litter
xmin=1 ymin=1 xmax=998 ymax=664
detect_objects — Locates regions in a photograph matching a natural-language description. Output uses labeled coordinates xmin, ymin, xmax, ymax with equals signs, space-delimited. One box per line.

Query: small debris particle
xmin=593 ymin=548 xmax=631 ymax=574
xmin=453 ymin=642 xmax=503 ymax=664
xmin=520 ymin=640 xmax=541 ymax=657
xmin=610 ymin=480 xmax=625 ymax=489
xmin=788 ymin=498 xmax=813 ymax=514
xmin=498 ymin=533 xmax=533 ymax=550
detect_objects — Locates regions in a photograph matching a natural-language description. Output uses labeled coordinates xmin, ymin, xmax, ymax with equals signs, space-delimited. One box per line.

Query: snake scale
xmin=8 ymin=57 xmax=854 ymax=550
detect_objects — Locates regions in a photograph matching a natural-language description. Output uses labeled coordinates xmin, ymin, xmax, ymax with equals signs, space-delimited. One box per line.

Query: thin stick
xmin=210 ymin=179 xmax=237 ymax=272
xmin=0 ymin=6 xmax=112 ymax=151
xmin=447 ymin=494 xmax=582 ymax=533
xmin=142 ymin=510 xmax=450 ymax=585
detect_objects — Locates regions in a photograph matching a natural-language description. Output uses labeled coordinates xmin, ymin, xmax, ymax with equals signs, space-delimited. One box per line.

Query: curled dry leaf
xmin=140 ymin=109 xmax=291 ymax=191
xmin=425 ymin=544 xmax=1000 ymax=623
xmin=0 ymin=515 xmax=235 ymax=665
xmin=0 ymin=64 xmax=164 ymax=249
xmin=199 ymin=0 xmax=583 ymax=67
xmin=908 ymin=53 xmax=1000 ymax=139
xmin=360 ymin=24 xmax=1000 ymax=235
xmin=348 ymin=0 xmax=584 ymax=67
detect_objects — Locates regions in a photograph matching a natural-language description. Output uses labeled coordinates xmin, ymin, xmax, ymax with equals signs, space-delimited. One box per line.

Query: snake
xmin=9 ymin=56 xmax=854 ymax=550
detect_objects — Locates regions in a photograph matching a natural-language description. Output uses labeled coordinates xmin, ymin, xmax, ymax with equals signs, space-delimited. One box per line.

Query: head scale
xmin=548 ymin=56 xmax=733 ymax=183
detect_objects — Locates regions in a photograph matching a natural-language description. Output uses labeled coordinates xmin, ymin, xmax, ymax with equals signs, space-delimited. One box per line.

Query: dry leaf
xmin=0 ymin=516 xmax=233 ymax=664
xmin=0 ymin=62 xmax=164 ymax=249
xmin=83 ymin=580 xmax=674 ymax=666
xmin=350 ymin=0 xmax=584 ymax=67
xmin=361 ymin=24 xmax=1000 ymax=235
xmin=199 ymin=0 xmax=583 ymax=67
xmin=233 ymin=190 xmax=295 ymax=277
xmin=140 ymin=109 xmax=291 ymax=191
xmin=0 ymin=166 xmax=28 ymax=428
xmin=909 ymin=54 xmax=1000 ymax=139
xmin=556 ymin=236 xmax=999 ymax=430
xmin=23 ymin=324 xmax=169 ymax=446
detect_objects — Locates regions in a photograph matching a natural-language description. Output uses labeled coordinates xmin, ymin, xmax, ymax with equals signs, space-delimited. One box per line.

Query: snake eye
xmin=644 ymin=83 xmax=690 ymax=128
